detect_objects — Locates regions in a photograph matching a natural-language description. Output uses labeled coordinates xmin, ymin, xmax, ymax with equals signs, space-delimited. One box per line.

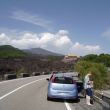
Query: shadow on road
xmin=48 ymin=98 xmax=65 ymax=103
xmin=47 ymin=98 xmax=80 ymax=103
xmin=66 ymin=98 xmax=80 ymax=103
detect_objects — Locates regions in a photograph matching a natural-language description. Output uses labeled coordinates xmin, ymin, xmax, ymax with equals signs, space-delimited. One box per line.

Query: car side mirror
xmin=46 ymin=78 xmax=49 ymax=81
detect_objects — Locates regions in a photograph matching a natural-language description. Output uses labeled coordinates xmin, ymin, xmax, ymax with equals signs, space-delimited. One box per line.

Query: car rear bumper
xmin=47 ymin=93 xmax=78 ymax=100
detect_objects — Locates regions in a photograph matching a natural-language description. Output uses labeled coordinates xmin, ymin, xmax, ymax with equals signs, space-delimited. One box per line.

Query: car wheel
xmin=75 ymin=98 xmax=80 ymax=102
xmin=47 ymin=96 xmax=51 ymax=101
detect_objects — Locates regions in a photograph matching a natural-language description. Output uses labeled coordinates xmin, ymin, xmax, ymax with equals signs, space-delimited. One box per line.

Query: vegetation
xmin=74 ymin=61 xmax=108 ymax=89
xmin=0 ymin=57 xmax=72 ymax=77
xmin=82 ymin=54 xmax=110 ymax=67
xmin=16 ymin=67 xmax=26 ymax=78
xmin=47 ymin=55 xmax=64 ymax=61
xmin=0 ymin=45 xmax=26 ymax=58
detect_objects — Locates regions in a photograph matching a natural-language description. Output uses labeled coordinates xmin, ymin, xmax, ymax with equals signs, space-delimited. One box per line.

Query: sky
xmin=0 ymin=0 xmax=110 ymax=56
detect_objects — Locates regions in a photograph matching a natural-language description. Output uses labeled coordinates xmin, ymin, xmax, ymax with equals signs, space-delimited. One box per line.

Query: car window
xmin=54 ymin=77 xmax=73 ymax=84
xmin=52 ymin=71 xmax=58 ymax=74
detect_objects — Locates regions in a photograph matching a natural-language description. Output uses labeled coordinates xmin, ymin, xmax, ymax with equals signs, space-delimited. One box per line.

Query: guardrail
xmin=94 ymin=91 xmax=110 ymax=110
xmin=4 ymin=74 xmax=17 ymax=80
xmin=0 ymin=71 xmax=51 ymax=82
xmin=21 ymin=73 xmax=30 ymax=78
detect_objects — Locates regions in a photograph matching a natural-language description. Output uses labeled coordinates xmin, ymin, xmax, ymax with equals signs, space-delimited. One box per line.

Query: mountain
xmin=0 ymin=45 xmax=63 ymax=58
xmin=0 ymin=45 xmax=26 ymax=58
xmin=23 ymin=48 xmax=63 ymax=56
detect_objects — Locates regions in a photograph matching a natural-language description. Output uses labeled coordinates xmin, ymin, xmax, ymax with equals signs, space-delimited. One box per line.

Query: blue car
xmin=47 ymin=73 xmax=78 ymax=101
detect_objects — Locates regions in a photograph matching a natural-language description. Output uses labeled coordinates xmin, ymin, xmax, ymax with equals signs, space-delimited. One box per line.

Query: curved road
xmin=0 ymin=75 xmax=102 ymax=110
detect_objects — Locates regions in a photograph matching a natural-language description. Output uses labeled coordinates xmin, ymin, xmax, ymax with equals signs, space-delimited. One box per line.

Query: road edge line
xmin=0 ymin=77 xmax=46 ymax=100
xmin=64 ymin=102 xmax=73 ymax=110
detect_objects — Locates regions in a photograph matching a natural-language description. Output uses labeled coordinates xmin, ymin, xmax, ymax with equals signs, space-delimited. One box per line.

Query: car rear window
xmin=52 ymin=71 xmax=58 ymax=74
xmin=54 ymin=77 xmax=73 ymax=84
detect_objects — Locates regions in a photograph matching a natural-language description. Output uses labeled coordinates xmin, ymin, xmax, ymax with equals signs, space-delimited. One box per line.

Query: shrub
xmin=74 ymin=61 xmax=108 ymax=89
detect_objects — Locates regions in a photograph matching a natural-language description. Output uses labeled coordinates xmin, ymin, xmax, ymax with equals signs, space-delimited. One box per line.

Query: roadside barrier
xmin=94 ymin=91 xmax=110 ymax=110
xmin=21 ymin=73 xmax=30 ymax=77
xmin=32 ymin=72 xmax=41 ymax=76
xmin=4 ymin=74 xmax=17 ymax=80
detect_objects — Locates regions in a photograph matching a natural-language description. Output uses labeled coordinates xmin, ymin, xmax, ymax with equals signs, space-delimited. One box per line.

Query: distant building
xmin=62 ymin=54 xmax=79 ymax=63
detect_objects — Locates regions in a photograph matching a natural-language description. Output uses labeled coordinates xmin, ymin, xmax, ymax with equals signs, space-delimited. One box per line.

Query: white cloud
xmin=11 ymin=10 xmax=52 ymax=30
xmin=69 ymin=42 xmax=101 ymax=55
xmin=0 ymin=33 xmax=10 ymax=44
xmin=102 ymin=28 xmax=110 ymax=38
xmin=0 ymin=30 xmax=101 ymax=55
xmin=58 ymin=30 xmax=69 ymax=35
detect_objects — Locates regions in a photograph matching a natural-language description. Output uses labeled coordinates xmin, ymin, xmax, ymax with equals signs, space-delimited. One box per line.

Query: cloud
xmin=0 ymin=33 xmax=10 ymax=44
xmin=0 ymin=30 xmax=101 ymax=55
xmin=69 ymin=42 xmax=101 ymax=55
xmin=58 ymin=30 xmax=69 ymax=35
xmin=102 ymin=28 xmax=110 ymax=38
xmin=11 ymin=10 xmax=52 ymax=30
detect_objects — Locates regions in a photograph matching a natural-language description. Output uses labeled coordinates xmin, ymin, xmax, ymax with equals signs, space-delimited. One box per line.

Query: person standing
xmin=84 ymin=72 xmax=93 ymax=105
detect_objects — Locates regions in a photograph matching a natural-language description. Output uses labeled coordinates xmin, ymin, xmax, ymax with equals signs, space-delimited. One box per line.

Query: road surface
xmin=0 ymin=75 xmax=103 ymax=110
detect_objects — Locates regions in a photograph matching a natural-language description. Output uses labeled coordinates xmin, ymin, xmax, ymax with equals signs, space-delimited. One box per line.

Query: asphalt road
xmin=0 ymin=75 xmax=103 ymax=110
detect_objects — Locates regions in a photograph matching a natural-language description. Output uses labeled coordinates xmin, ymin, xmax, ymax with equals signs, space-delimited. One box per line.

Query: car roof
xmin=52 ymin=73 xmax=73 ymax=78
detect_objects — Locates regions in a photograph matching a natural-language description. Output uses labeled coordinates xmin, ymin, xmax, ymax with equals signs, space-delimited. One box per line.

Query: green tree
xmin=96 ymin=54 xmax=110 ymax=67
xmin=0 ymin=45 xmax=26 ymax=58
xmin=16 ymin=68 xmax=26 ymax=78
xmin=82 ymin=53 xmax=110 ymax=67
xmin=82 ymin=54 xmax=98 ymax=62
xmin=74 ymin=61 xmax=107 ymax=89
xmin=48 ymin=55 xmax=63 ymax=61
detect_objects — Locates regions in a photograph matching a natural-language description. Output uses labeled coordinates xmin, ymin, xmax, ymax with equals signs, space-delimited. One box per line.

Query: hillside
xmin=0 ymin=45 xmax=26 ymax=58
xmin=23 ymin=48 xmax=63 ymax=56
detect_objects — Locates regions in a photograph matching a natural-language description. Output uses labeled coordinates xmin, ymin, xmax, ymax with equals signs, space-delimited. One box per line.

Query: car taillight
xmin=73 ymin=80 xmax=76 ymax=84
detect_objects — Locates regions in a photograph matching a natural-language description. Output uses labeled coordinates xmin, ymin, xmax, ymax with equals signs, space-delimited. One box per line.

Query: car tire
xmin=47 ymin=96 xmax=51 ymax=101
xmin=75 ymin=98 xmax=80 ymax=103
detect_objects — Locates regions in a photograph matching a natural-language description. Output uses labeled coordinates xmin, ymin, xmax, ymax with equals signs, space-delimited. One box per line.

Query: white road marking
xmin=65 ymin=102 xmax=75 ymax=110
xmin=0 ymin=75 xmax=46 ymax=84
xmin=0 ymin=77 xmax=46 ymax=100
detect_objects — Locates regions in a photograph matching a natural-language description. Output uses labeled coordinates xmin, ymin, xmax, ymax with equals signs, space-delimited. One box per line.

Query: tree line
xmin=81 ymin=53 xmax=110 ymax=67
xmin=74 ymin=53 xmax=110 ymax=89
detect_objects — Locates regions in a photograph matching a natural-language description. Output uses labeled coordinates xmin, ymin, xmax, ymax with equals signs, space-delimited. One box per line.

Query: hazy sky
xmin=0 ymin=0 xmax=110 ymax=56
